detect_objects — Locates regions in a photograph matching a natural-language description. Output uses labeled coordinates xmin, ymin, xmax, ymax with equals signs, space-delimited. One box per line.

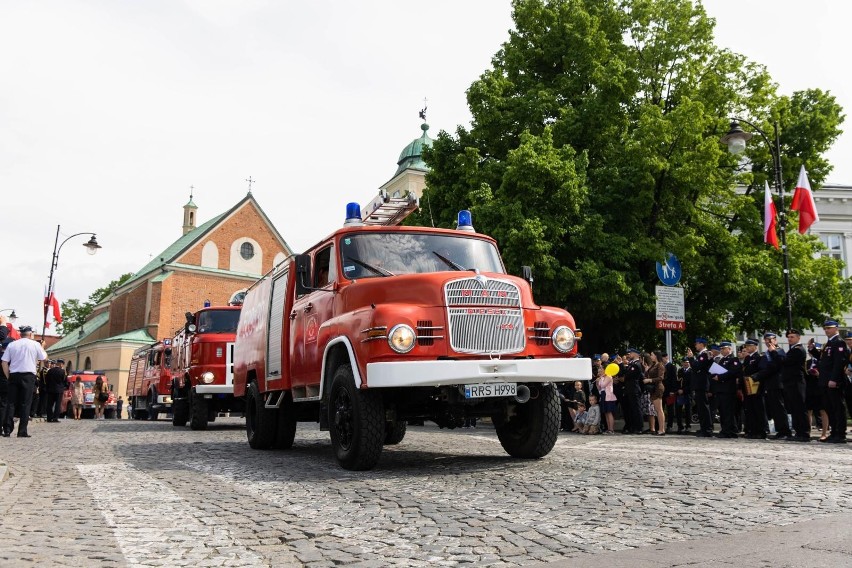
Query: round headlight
xmin=387 ymin=324 xmax=416 ymax=353
xmin=552 ymin=326 xmax=576 ymax=353
xmin=201 ymin=371 xmax=215 ymax=384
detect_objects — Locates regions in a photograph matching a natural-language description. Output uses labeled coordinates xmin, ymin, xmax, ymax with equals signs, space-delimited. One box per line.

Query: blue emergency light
xmin=457 ymin=210 xmax=474 ymax=232
xmin=344 ymin=202 xmax=363 ymax=226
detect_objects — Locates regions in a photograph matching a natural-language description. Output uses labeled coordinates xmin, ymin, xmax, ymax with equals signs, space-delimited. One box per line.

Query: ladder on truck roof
xmin=360 ymin=190 xmax=419 ymax=226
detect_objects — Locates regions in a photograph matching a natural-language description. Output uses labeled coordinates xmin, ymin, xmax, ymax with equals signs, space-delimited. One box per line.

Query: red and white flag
xmin=44 ymin=287 xmax=62 ymax=328
xmin=764 ymin=181 xmax=779 ymax=250
xmin=790 ymin=165 xmax=819 ymax=234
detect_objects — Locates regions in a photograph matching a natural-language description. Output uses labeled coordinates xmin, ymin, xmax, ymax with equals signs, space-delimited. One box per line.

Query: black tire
xmin=246 ymin=382 xmax=277 ymax=449
xmin=383 ymin=420 xmax=407 ymax=445
xmin=189 ymin=391 xmax=209 ymax=431
xmin=272 ymin=392 xmax=297 ymax=450
xmin=172 ymin=399 xmax=189 ymax=426
xmin=147 ymin=391 xmax=158 ymax=421
xmin=328 ymin=364 xmax=384 ymax=470
xmin=493 ymin=383 xmax=560 ymax=459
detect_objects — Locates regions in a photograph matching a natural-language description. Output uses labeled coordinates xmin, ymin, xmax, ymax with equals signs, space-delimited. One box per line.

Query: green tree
xmin=417 ymin=0 xmax=850 ymax=353
xmin=58 ymin=273 xmax=134 ymax=334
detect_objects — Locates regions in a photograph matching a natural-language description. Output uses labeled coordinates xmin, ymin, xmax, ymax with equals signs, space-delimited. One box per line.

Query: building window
xmin=820 ymin=234 xmax=846 ymax=277
xmin=84 ymin=357 xmax=92 ymax=371
xmin=240 ymin=242 xmax=255 ymax=260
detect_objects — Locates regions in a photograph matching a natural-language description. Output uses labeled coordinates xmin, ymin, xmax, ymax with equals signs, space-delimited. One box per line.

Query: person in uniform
xmin=756 ymin=332 xmax=791 ymax=439
xmin=1 ymin=326 xmax=47 ymax=437
xmin=621 ymin=348 xmax=645 ymax=434
xmin=844 ymin=330 xmax=852 ymax=428
xmin=711 ymin=341 xmax=741 ymax=438
xmin=780 ymin=330 xmax=810 ymax=441
xmin=741 ymin=338 xmax=766 ymax=439
xmin=686 ymin=337 xmax=713 ymax=437
xmin=816 ymin=319 xmax=847 ymax=443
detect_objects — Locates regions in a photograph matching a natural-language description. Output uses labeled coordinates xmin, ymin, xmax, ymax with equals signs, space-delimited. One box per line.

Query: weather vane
xmin=246 ymin=176 xmax=254 ymax=193
xmin=419 ymin=98 xmax=427 ymax=122
xmin=189 ymin=185 xmax=194 ymax=199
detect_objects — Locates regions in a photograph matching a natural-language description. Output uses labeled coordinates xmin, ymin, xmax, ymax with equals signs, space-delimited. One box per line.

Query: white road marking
xmin=77 ymin=463 xmax=265 ymax=567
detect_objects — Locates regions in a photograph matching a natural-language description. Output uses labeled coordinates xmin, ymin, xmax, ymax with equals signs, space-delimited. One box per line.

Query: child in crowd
xmin=580 ymin=394 xmax=601 ymax=434
xmin=571 ymin=402 xmax=587 ymax=432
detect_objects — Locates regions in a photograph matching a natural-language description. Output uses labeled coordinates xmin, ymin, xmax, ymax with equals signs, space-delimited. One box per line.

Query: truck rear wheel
xmin=272 ymin=392 xmax=297 ymax=450
xmin=189 ymin=391 xmax=209 ymax=431
xmin=172 ymin=399 xmax=189 ymax=426
xmin=493 ymin=383 xmax=560 ymax=459
xmin=147 ymin=392 xmax=158 ymax=421
xmin=246 ymin=382 xmax=277 ymax=449
xmin=383 ymin=420 xmax=406 ymax=445
xmin=328 ymin=365 xmax=384 ymax=470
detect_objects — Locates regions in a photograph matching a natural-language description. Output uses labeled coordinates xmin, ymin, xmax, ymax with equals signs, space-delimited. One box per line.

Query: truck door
xmin=290 ymin=245 xmax=336 ymax=396
xmin=266 ymin=270 xmax=290 ymax=388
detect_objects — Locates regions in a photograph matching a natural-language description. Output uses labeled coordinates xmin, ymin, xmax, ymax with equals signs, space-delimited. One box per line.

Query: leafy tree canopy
xmin=58 ymin=273 xmax=134 ymax=335
xmin=413 ymin=0 xmax=850 ymax=354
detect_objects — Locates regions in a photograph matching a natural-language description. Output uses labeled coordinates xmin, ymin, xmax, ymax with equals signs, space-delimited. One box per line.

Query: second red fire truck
xmin=170 ymin=305 xmax=242 ymax=430
xmin=126 ymin=340 xmax=173 ymax=420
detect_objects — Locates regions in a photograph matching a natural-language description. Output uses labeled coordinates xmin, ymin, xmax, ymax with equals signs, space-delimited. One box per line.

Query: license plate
xmin=464 ymin=382 xmax=517 ymax=399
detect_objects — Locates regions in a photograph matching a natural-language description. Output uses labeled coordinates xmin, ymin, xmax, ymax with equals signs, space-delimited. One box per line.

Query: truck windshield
xmin=339 ymin=232 xmax=505 ymax=280
xmin=196 ymin=310 xmax=240 ymax=333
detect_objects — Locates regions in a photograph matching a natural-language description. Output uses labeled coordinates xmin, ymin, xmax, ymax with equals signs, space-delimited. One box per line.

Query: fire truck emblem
xmin=474 ymin=275 xmax=488 ymax=288
xmin=305 ymin=316 xmax=319 ymax=344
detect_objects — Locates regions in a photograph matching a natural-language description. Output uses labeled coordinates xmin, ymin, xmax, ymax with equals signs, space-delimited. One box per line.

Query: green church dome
xmin=394 ymin=123 xmax=433 ymax=176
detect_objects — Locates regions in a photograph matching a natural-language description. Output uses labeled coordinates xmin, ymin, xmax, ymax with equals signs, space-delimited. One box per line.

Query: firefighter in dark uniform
xmin=741 ymin=338 xmax=766 ymax=439
xmin=686 ymin=337 xmax=713 ymax=437
xmin=780 ymin=330 xmax=810 ymax=441
xmin=621 ymin=348 xmax=645 ymax=434
xmin=712 ymin=341 xmax=741 ymax=438
xmin=816 ymin=319 xmax=848 ymax=443
xmin=759 ymin=332 xmax=791 ymax=439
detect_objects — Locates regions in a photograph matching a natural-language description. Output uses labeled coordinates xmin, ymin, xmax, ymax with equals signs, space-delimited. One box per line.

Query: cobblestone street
xmin=1 ymin=418 xmax=850 ymax=567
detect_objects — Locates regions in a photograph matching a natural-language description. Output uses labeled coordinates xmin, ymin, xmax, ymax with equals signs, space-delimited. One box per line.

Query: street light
xmin=0 ymin=309 xmax=17 ymax=323
xmin=43 ymin=225 xmax=102 ymax=339
xmin=720 ymin=118 xmax=793 ymax=330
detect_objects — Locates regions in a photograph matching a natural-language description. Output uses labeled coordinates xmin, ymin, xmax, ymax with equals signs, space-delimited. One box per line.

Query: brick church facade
xmin=48 ymin=192 xmax=291 ymax=400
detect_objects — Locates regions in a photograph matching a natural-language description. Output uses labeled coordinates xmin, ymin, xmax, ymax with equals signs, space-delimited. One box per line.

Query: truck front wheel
xmin=328 ymin=365 xmax=384 ymax=470
xmin=189 ymin=390 xmax=209 ymax=431
xmin=246 ymin=382 xmax=277 ymax=450
xmin=493 ymin=383 xmax=560 ymax=459
xmin=147 ymin=391 xmax=158 ymax=421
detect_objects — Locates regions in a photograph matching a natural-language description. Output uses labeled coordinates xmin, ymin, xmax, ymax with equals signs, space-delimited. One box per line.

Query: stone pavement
xmin=0 ymin=417 xmax=849 ymax=566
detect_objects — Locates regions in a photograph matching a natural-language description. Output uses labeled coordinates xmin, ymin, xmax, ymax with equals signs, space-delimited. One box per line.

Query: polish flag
xmin=764 ymin=182 xmax=779 ymax=250
xmin=6 ymin=323 xmax=19 ymax=340
xmin=790 ymin=165 xmax=819 ymax=234
xmin=44 ymin=288 xmax=63 ymax=328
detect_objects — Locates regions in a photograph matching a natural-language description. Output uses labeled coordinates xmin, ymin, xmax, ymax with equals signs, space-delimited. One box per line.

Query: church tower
xmin=182 ymin=189 xmax=198 ymax=235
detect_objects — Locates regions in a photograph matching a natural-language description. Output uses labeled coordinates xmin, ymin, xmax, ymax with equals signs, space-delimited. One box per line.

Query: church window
xmin=240 ymin=242 xmax=255 ymax=260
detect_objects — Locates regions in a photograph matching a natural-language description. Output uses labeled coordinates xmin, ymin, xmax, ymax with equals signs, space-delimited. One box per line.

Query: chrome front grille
xmin=445 ymin=277 xmax=525 ymax=354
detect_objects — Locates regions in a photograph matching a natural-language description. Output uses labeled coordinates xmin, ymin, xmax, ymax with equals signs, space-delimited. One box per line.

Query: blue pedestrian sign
xmin=656 ymin=253 xmax=681 ymax=286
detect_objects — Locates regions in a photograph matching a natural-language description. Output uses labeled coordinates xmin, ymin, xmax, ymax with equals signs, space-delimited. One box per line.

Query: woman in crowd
xmin=643 ymin=351 xmax=666 ymax=435
xmin=93 ymin=375 xmax=108 ymax=421
xmin=596 ymin=364 xmax=617 ymax=434
xmin=71 ymin=376 xmax=84 ymax=420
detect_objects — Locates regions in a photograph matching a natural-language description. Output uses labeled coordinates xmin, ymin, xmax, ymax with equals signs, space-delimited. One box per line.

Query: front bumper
xmin=195 ymin=385 xmax=234 ymax=395
xmin=366 ymin=357 xmax=592 ymax=388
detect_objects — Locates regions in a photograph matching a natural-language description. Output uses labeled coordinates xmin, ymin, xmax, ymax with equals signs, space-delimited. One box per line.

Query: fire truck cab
xmin=233 ymin=195 xmax=592 ymax=470
xmin=126 ymin=340 xmax=173 ymax=420
xmin=170 ymin=306 xmax=242 ymax=430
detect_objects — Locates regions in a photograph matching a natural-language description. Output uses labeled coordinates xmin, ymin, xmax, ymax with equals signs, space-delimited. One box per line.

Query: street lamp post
xmin=720 ymin=118 xmax=793 ymax=330
xmin=43 ymin=225 xmax=102 ymax=339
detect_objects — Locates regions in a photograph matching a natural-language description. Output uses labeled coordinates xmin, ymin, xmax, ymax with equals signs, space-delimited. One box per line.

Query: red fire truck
xmin=126 ymin=340 xmax=173 ymax=420
xmin=233 ymin=194 xmax=591 ymax=470
xmin=60 ymin=371 xmax=118 ymax=418
xmin=170 ymin=305 xmax=242 ymax=430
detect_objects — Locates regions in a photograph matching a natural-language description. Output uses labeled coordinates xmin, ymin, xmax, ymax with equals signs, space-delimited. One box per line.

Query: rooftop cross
xmin=418 ymin=98 xmax=427 ymax=122
xmin=245 ymin=176 xmax=254 ymax=193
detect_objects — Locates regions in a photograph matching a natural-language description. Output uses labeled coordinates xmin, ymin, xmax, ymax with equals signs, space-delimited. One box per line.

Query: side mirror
xmin=521 ymin=265 xmax=534 ymax=287
xmin=295 ymin=254 xmax=313 ymax=296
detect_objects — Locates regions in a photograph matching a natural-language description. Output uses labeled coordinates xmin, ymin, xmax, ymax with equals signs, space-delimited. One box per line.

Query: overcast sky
xmin=2 ymin=0 xmax=849 ymax=334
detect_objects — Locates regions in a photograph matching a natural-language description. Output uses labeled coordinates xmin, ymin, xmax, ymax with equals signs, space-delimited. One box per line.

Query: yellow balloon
xmin=605 ymin=363 xmax=620 ymax=377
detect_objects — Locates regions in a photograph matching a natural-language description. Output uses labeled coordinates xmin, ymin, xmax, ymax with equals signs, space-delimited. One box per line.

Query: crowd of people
xmin=561 ymin=319 xmax=851 ymax=443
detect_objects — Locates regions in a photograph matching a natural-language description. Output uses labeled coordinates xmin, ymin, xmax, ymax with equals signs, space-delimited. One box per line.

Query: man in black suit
xmin=712 ymin=341 xmax=741 ymax=438
xmin=756 ymin=332 xmax=791 ymax=440
xmin=621 ymin=348 xmax=644 ymax=434
xmin=741 ymin=338 xmax=765 ymax=438
xmin=781 ymin=330 xmax=810 ymax=441
xmin=686 ymin=337 xmax=713 ymax=437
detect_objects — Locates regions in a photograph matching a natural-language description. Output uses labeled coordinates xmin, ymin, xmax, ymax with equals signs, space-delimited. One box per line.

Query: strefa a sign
xmin=655 ymin=285 xmax=685 ymax=330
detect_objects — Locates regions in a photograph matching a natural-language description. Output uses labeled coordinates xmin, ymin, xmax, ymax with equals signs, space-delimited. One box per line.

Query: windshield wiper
xmin=344 ymin=256 xmax=395 ymax=277
xmin=432 ymin=251 xmax=469 ymax=271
